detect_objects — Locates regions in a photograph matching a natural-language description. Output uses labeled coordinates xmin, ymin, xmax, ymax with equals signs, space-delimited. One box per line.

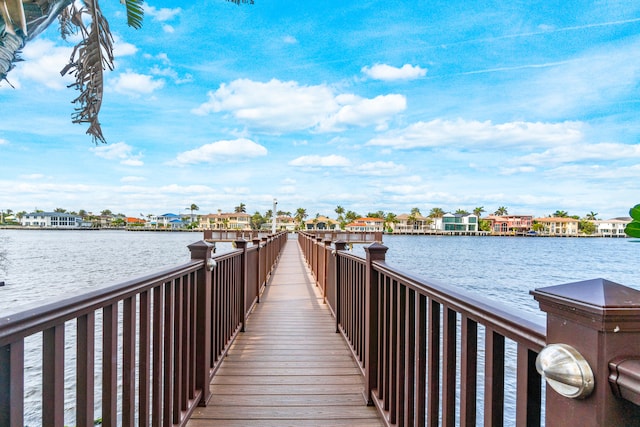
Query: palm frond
xmin=60 ymin=0 xmax=114 ymax=144
xmin=124 ymin=0 xmax=143 ymax=30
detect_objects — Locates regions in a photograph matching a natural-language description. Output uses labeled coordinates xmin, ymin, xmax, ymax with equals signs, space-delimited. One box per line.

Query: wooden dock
xmin=187 ymin=240 xmax=383 ymax=426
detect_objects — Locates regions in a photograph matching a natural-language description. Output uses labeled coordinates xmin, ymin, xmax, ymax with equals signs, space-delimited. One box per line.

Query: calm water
xmin=1 ymin=230 xmax=639 ymax=425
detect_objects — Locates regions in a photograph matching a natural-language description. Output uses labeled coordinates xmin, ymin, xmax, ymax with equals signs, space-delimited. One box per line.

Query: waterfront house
xmin=261 ymin=215 xmax=297 ymax=231
xmin=150 ymin=213 xmax=184 ymax=229
xmin=125 ymin=217 xmax=146 ymax=227
xmin=305 ymin=215 xmax=339 ymax=230
xmin=485 ymin=214 xmax=533 ymax=234
xmin=392 ymin=213 xmax=431 ymax=233
xmin=533 ymin=217 xmax=579 ymax=236
xmin=345 ymin=217 xmax=385 ymax=232
xmin=21 ymin=211 xmax=81 ymax=228
xmin=199 ymin=212 xmax=252 ymax=230
xmin=432 ymin=213 xmax=479 ymax=232
xmin=594 ymin=217 xmax=632 ymax=237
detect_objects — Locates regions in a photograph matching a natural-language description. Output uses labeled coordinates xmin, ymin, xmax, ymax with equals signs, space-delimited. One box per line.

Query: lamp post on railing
xmin=532 ymin=279 xmax=640 ymax=426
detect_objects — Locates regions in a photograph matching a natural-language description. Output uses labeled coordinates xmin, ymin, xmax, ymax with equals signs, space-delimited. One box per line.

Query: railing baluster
xmin=484 ymin=329 xmax=505 ymax=427
xmin=0 ymin=341 xmax=24 ymax=427
xmin=103 ymin=304 xmax=118 ymax=426
xmin=404 ymin=288 xmax=416 ymax=426
xmin=152 ymin=285 xmax=163 ymax=427
xmin=416 ymin=294 xmax=427 ymax=426
xmin=77 ymin=313 xmax=95 ymax=427
xmin=395 ymin=283 xmax=406 ymax=426
xmin=460 ymin=314 xmax=477 ymax=427
xmin=139 ymin=289 xmax=151 ymax=425
xmin=389 ymin=279 xmax=398 ymax=423
xmin=163 ymin=280 xmax=175 ymax=426
xmin=123 ymin=296 xmax=136 ymax=427
xmin=173 ymin=277 xmax=183 ymax=424
xmin=427 ymin=299 xmax=440 ymax=427
xmin=442 ymin=307 xmax=457 ymax=427
xmin=516 ymin=345 xmax=541 ymax=427
xmin=42 ymin=324 xmax=64 ymax=427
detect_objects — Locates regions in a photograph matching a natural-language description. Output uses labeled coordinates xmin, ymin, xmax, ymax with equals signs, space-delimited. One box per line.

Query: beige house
xmin=199 ymin=212 xmax=252 ymax=230
xmin=392 ymin=213 xmax=431 ymax=233
xmin=305 ymin=215 xmax=339 ymax=230
xmin=345 ymin=217 xmax=385 ymax=232
xmin=533 ymin=217 xmax=579 ymax=236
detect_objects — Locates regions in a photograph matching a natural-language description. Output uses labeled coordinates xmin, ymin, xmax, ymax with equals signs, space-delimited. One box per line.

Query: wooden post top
xmin=364 ymin=242 xmax=388 ymax=261
xmin=531 ymin=278 xmax=640 ymax=332
xmin=188 ymin=240 xmax=215 ymax=260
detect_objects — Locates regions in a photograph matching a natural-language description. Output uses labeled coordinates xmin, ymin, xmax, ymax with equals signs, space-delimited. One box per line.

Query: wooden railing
xmin=0 ymin=232 xmax=286 ymax=427
xmin=298 ymin=232 xmax=640 ymax=426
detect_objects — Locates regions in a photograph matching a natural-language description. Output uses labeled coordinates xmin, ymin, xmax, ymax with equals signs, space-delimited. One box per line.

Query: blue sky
xmin=1 ymin=0 xmax=640 ymax=219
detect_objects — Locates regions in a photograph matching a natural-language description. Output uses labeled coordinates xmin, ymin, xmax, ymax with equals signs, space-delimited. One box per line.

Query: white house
xmin=432 ymin=213 xmax=479 ymax=232
xmin=594 ymin=217 xmax=632 ymax=237
xmin=21 ymin=212 xmax=81 ymax=228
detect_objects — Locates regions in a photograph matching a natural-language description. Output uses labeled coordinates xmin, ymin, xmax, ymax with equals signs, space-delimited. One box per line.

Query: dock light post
xmin=272 ymin=198 xmax=277 ymax=234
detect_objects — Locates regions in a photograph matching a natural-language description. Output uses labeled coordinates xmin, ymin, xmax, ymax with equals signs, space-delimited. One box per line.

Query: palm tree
xmin=585 ymin=211 xmax=598 ymax=220
xmin=552 ymin=210 xmax=568 ymax=218
xmin=494 ymin=206 xmax=508 ymax=216
xmin=294 ymin=208 xmax=307 ymax=229
xmin=455 ymin=209 xmax=469 ymax=215
xmin=384 ymin=212 xmax=398 ymax=233
xmin=187 ymin=203 xmax=199 ymax=224
xmin=335 ymin=205 xmax=345 ymax=221
xmin=1 ymin=0 xmax=251 ymax=143
xmin=473 ymin=206 xmax=485 ymax=218
xmin=428 ymin=207 xmax=445 ymax=218
xmin=235 ymin=203 xmax=247 ymax=213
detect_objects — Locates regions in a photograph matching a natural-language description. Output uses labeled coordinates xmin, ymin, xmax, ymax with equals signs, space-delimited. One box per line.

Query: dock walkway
xmin=187 ymin=239 xmax=383 ymax=426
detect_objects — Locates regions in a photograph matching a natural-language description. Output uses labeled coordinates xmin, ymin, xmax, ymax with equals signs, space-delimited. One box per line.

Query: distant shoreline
xmin=0 ymin=225 xmax=631 ymax=238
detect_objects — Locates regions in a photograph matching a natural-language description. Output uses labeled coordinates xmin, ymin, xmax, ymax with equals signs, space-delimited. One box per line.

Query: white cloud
xmin=163 ymin=25 xmax=175 ymax=33
xmin=283 ymin=35 xmax=298 ymax=44
xmin=113 ymin=35 xmax=138 ymax=57
xmin=91 ymin=142 xmax=144 ymax=166
xmin=173 ymin=138 xmax=267 ymax=165
xmin=362 ymin=64 xmax=427 ymax=81
xmin=0 ymin=138 xmax=8 ymax=145
xmin=515 ymin=142 xmax=640 ymax=166
xmin=19 ymin=173 xmax=44 ymax=180
xmin=352 ymin=161 xmax=407 ymax=176
xmin=110 ymin=70 xmax=165 ymax=95
xmin=289 ymin=155 xmax=351 ymax=167
xmin=367 ymin=119 xmax=584 ymax=149
xmin=121 ymin=176 xmax=146 ymax=183
xmin=317 ymin=94 xmax=407 ymax=132
xmin=8 ymin=39 xmax=72 ymax=90
xmin=145 ymin=6 xmax=181 ymax=22
xmin=192 ymin=78 xmax=405 ymax=133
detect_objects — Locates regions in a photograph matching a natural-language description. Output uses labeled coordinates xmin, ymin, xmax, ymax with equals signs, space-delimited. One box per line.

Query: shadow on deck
xmin=187 ymin=241 xmax=383 ymax=426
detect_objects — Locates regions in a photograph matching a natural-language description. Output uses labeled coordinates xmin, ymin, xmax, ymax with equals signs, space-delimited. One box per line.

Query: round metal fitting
xmin=536 ymin=343 xmax=594 ymax=399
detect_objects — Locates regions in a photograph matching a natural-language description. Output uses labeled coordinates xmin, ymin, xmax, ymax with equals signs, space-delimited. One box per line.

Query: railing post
xmin=364 ymin=242 xmax=388 ymax=405
xmin=235 ymin=239 xmax=249 ymax=333
xmin=334 ymin=240 xmax=347 ymax=334
xmin=253 ymin=238 xmax=262 ymax=302
xmin=188 ymin=240 xmax=215 ymax=406
xmin=323 ymin=239 xmax=332 ymax=301
xmin=532 ymin=279 xmax=640 ymax=426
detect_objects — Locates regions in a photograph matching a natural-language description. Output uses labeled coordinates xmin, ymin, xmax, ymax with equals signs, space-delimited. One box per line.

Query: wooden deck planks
xmin=186 ymin=239 xmax=383 ymax=426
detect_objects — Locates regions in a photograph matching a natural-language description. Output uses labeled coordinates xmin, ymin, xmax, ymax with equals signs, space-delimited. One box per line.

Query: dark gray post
xmin=235 ymin=239 xmax=249 ymax=333
xmin=188 ymin=240 xmax=214 ymax=406
xmin=334 ymin=240 xmax=347 ymax=333
xmin=364 ymin=242 xmax=388 ymax=405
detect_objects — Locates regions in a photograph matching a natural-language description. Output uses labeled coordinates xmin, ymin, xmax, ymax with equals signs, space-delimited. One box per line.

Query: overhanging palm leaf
xmin=2 ymin=0 xmax=253 ymax=144
xmin=61 ymin=0 xmax=114 ymax=144
xmin=124 ymin=0 xmax=143 ymax=29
